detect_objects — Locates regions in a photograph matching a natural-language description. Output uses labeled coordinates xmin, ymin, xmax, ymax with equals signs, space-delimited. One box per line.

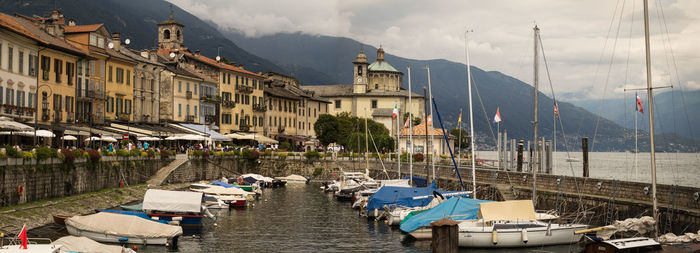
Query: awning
xmin=70 ymin=126 xmax=122 ymax=138
xmin=64 ymin=129 xmax=91 ymax=136
xmin=0 ymin=116 xmax=33 ymax=131
xmin=110 ymin=123 xmax=154 ymax=136
xmin=243 ymin=134 xmax=278 ymax=144
xmin=178 ymin=123 xmax=230 ymax=141
xmin=142 ymin=189 xmax=202 ymax=213
xmin=0 ymin=130 xmax=55 ymax=137
xmin=477 ymin=200 xmax=537 ymax=222
xmin=61 ymin=135 xmax=77 ymax=140
xmin=168 ymin=123 xmax=207 ymax=136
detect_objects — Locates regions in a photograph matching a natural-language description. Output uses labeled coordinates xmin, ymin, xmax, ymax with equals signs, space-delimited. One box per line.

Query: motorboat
xmin=276 ymin=174 xmax=309 ymax=184
xmin=191 ymin=185 xmax=252 ymax=208
xmin=65 ymin=212 xmax=182 ymax=246
xmin=142 ymin=189 xmax=205 ymax=228
xmin=0 ymin=238 xmax=61 ymax=253
xmin=51 ymin=236 xmax=135 ymax=253
xmin=456 ymin=200 xmax=587 ymax=248
xmin=364 ymin=181 xmax=470 ymax=218
xmin=202 ymin=195 xmax=229 ymax=209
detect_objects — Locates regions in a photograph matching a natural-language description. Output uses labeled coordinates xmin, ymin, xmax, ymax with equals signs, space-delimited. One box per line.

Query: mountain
xmin=223 ymin=32 xmax=698 ymax=152
xmin=0 ymin=0 xmax=284 ymax=74
xmin=570 ymin=90 xmax=700 ymax=140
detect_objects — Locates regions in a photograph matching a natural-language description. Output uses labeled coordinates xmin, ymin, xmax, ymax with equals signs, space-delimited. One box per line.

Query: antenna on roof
xmin=169 ymin=4 xmax=174 ymax=19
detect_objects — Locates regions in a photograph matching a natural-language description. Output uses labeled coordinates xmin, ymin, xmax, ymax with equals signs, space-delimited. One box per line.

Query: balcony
xmin=236 ymin=85 xmax=253 ymax=94
xmin=186 ymin=115 xmax=195 ymax=122
xmin=222 ymin=100 xmax=235 ymax=108
xmin=253 ymin=104 xmax=267 ymax=112
xmin=88 ymin=90 xmax=104 ymax=100
xmin=277 ymin=126 xmax=285 ymax=133
xmin=117 ymin=114 xmax=130 ymax=121
xmin=200 ymin=95 xmax=220 ymax=104
xmin=186 ymin=91 xmax=193 ymax=99
xmin=53 ymin=111 xmax=63 ymax=123
xmin=0 ymin=105 xmax=35 ymax=120
xmin=66 ymin=113 xmax=74 ymax=123
xmin=205 ymin=115 xmax=217 ymax=124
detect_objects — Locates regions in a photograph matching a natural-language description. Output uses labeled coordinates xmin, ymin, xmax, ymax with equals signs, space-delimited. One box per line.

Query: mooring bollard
xmin=431 ymin=218 xmax=459 ymax=253
xmin=517 ymin=139 xmax=524 ymax=172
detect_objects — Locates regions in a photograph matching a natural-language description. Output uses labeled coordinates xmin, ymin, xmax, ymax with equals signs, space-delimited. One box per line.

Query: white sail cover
xmin=241 ymin=173 xmax=274 ymax=183
xmin=65 ymin=212 xmax=182 ymax=239
xmin=142 ymin=189 xmax=203 ymax=213
xmin=276 ymin=174 xmax=307 ymax=181
xmin=478 ymin=200 xmax=537 ymax=222
xmin=192 ymin=186 xmax=249 ymax=196
xmin=52 ymin=236 xmax=135 ymax=253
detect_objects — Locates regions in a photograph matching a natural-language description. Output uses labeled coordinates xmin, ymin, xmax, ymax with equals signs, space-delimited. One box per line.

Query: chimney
xmin=67 ymin=19 xmax=76 ymax=26
xmin=194 ymin=50 xmax=200 ymax=57
xmin=111 ymin=32 xmax=121 ymax=51
xmin=238 ymin=64 xmax=244 ymax=69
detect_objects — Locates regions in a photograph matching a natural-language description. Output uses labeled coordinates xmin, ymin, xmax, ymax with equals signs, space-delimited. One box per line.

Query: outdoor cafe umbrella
xmin=0 ymin=116 xmax=33 ymax=131
xmin=100 ymin=136 xmax=118 ymax=143
xmin=0 ymin=130 xmax=56 ymax=137
xmin=61 ymin=135 xmax=77 ymax=140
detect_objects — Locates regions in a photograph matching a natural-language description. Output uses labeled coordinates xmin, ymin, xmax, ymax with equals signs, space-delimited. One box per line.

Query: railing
xmin=186 ymin=91 xmax=193 ymax=99
xmin=186 ymin=115 xmax=195 ymax=122
xmin=278 ymin=126 xmax=285 ymax=133
xmin=117 ymin=114 xmax=130 ymax=121
xmin=236 ymin=85 xmax=253 ymax=93
xmin=200 ymin=95 xmax=220 ymax=103
xmin=66 ymin=114 xmax=74 ymax=123
xmin=222 ymin=100 xmax=235 ymax=108
xmin=253 ymin=104 xmax=267 ymax=112
xmin=0 ymin=105 xmax=35 ymax=119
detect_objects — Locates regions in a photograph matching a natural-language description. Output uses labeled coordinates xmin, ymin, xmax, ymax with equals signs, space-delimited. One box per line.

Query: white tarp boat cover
xmin=478 ymin=200 xmax=537 ymax=222
xmin=597 ymin=216 xmax=657 ymax=240
xmin=658 ymin=230 xmax=700 ymax=243
xmin=241 ymin=174 xmax=274 ymax=183
xmin=142 ymin=189 xmax=203 ymax=213
xmin=192 ymin=186 xmax=249 ymax=196
xmin=276 ymin=174 xmax=307 ymax=182
xmin=65 ymin=212 xmax=182 ymax=239
xmin=52 ymin=236 xmax=135 ymax=253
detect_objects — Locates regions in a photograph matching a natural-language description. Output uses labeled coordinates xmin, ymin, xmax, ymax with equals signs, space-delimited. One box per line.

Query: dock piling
xmin=517 ymin=140 xmax=523 ymax=172
xmin=431 ymin=218 xmax=459 ymax=253
xmin=582 ymin=137 xmax=589 ymax=177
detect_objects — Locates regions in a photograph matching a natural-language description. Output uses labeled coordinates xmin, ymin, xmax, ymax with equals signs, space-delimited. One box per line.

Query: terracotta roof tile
xmin=0 ymin=13 xmax=86 ymax=57
xmin=400 ymin=118 xmax=452 ymax=137
xmin=157 ymin=48 xmax=262 ymax=78
xmin=62 ymin=24 xmax=103 ymax=33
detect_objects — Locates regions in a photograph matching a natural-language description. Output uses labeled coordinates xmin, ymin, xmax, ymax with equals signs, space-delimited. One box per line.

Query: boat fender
xmin=17 ymin=184 xmax=23 ymax=196
xmin=150 ymin=216 xmax=160 ymax=221
xmin=492 ymin=230 xmax=498 ymax=245
xmin=172 ymin=216 xmax=183 ymax=221
xmin=237 ymin=177 xmax=244 ymax=184
xmin=478 ymin=160 xmax=484 ymax=166
xmin=521 ymin=229 xmax=528 ymax=243
xmin=119 ymin=237 xmax=129 ymax=242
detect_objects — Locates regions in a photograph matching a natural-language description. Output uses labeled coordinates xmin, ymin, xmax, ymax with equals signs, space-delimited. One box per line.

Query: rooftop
xmin=62 ymin=24 xmax=103 ymax=33
xmin=302 ymin=84 xmax=424 ymax=98
xmin=400 ymin=118 xmax=453 ymax=137
xmin=0 ymin=13 xmax=87 ymax=57
xmin=368 ymin=60 xmax=400 ymax=72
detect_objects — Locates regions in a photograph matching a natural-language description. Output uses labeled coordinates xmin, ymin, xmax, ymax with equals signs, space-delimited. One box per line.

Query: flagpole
xmin=635 ymin=92 xmax=638 ymax=181
xmin=397 ymin=105 xmax=401 ymax=179
xmin=457 ymin=108 xmax=462 ymax=170
xmin=553 ymin=103 xmax=556 ymax=174
xmin=408 ymin=67 xmax=413 ymax=186
xmin=465 ymin=29 xmax=477 ymax=199
xmin=427 ymin=66 xmax=435 ymax=183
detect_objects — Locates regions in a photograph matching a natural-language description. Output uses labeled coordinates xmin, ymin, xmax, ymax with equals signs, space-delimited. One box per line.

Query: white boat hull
xmin=458 ymin=224 xmax=587 ymax=248
xmin=409 ymin=228 xmax=433 ymax=240
xmin=0 ymin=244 xmax=61 ymax=253
xmin=66 ymin=224 xmax=172 ymax=245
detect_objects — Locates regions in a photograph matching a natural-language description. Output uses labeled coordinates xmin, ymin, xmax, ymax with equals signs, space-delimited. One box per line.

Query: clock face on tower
xmin=357 ymin=77 xmax=362 ymax=83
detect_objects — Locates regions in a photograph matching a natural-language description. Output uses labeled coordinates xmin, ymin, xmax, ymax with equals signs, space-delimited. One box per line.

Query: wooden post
xmin=545 ymin=140 xmax=552 ymax=174
xmin=431 ymin=218 xmax=459 ymax=253
xmin=517 ymin=139 xmax=523 ymax=172
xmin=582 ymin=137 xmax=589 ymax=177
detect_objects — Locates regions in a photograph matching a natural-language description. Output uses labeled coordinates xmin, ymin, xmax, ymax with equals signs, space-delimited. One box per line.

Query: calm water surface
xmin=136 ymin=183 xmax=582 ymax=252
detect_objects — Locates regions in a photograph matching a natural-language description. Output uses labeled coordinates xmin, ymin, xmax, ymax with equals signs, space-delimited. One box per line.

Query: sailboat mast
xmin=397 ymin=104 xmax=401 ymax=178
xmin=458 ymin=108 xmax=462 ymax=170
xmin=408 ymin=67 xmax=414 ymax=186
xmin=642 ymin=0 xmax=658 ymax=239
xmin=532 ymin=25 xmax=540 ymax=205
xmin=427 ymin=66 xmax=436 ymax=182
xmin=465 ymin=30 xmax=477 ymax=199
xmin=635 ymin=93 xmax=638 ymax=181
xmin=365 ymin=115 xmax=369 ymax=174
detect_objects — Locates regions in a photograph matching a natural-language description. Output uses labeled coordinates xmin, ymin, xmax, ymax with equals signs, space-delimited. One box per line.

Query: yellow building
xmin=263 ymin=72 xmax=330 ymax=138
xmin=161 ymin=65 xmax=202 ymax=123
xmin=103 ymin=44 xmax=136 ymax=123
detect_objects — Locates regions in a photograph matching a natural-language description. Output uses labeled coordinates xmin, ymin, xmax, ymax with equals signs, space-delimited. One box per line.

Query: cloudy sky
xmin=169 ymin=0 xmax=699 ymax=101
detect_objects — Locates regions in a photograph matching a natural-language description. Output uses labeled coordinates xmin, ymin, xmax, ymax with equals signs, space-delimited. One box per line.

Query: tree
xmin=314 ymin=114 xmax=339 ymax=146
xmin=450 ymin=128 xmax=470 ymax=149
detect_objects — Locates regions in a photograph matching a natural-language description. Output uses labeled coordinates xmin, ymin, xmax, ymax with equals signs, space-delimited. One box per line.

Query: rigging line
xmin=623 ymin=0 xmax=636 ymax=181
xmin=366 ymin=122 xmax=389 ymax=179
xmin=537 ymin=34 xmax=585 ymax=211
xmin=576 ymin=0 xmax=624 ymax=137
xmin=592 ymin=0 xmax=628 ymax=152
xmin=470 ymin=73 xmax=497 ymax=145
xmin=657 ymin=0 xmax=700 ymax=158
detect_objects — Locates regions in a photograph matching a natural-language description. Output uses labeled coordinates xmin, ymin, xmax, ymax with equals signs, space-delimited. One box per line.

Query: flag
xmin=18 ymin=224 xmax=27 ymax=249
xmin=403 ymin=116 xmax=411 ymax=128
xmin=636 ymin=93 xmax=644 ymax=114
xmin=553 ymin=102 xmax=559 ymax=118
xmin=392 ymin=104 xmax=398 ymax=118
xmin=457 ymin=110 xmax=462 ymax=125
xmin=493 ymin=107 xmax=502 ymax=123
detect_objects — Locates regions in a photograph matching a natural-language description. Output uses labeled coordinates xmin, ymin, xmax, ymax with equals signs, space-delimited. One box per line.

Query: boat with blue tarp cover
xmin=95 ymin=209 xmax=168 ymax=224
xmin=364 ymin=181 xmax=470 ymax=217
xmin=400 ymin=197 xmax=493 ymax=239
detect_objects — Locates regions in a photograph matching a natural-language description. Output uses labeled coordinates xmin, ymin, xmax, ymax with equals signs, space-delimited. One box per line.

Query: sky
xmin=168 ymin=0 xmax=700 ymax=101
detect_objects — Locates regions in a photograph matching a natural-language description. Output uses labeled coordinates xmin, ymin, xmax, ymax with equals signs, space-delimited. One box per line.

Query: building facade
xmin=0 ymin=13 xmax=39 ymax=123
xmin=119 ymin=48 xmax=164 ymax=124
xmin=303 ymin=47 xmax=424 ymax=137
xmin=264 ymin=72 xmax=329 ymax=138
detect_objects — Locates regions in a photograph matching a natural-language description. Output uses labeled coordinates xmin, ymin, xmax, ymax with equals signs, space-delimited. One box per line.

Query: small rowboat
xmin=52 ymin=214 xmax=72 ymax=225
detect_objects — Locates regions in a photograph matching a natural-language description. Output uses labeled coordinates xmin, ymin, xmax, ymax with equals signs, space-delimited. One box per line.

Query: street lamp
xmin=34 ymin=84 xmax=53 ymax=146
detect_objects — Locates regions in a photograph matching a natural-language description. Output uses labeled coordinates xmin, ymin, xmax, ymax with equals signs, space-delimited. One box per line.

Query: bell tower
xmin=353 ymin=49 xmax=368 ymax=94
xmin=158 ymin=7 xmax=184 ymax=49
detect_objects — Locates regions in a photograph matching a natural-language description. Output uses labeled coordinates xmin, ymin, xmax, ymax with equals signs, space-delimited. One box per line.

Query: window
xmin=126 ymin=70 xmax=130 ymax=85
xmin=7 ymin=46 xmax=13 ymax=72
xmin=87 ymin=60 xmax=92 ymax=76
xmin=194 ymin=105 xmax=197 ymax=117
xmin=108 ymin=97 xmax=114 ymax=113
xmin=178 ymin=103 xmax=181 ymax=116
xmin=41 ymin=56 xmax=50 ymax=80
xmin=5 ymin=88 xmax=13 ymax=105
xmin=99 ymin=60 xmax=104 ymax=78
xmin=375 ymin=84 xmax=378 ymax=89
xmin=97 ymin=36 xmax=105 ymax=49
xmin=252 ymin=116 xmax=257 ymax=127
xmin=252 ymin=96 xmax=256 ymax=105
xmin=274 ymin=117 xmax=277 ymax=126
xmin=186 ymin=104 xmax=190 ymax=116
xmin=125 ymin=99 xmax=131 ymax=114
xmin=163 ymin=29 xmax=170 ymax=39
xmin=54 ymin=59 xmax=63 ymax=83
xmin=89 ymin=34 xmax=97 ymax=46
xmin=29 ymin=55 xmax=37 ymax=76
xmin=245 ymin=77 xmax=249 ymax=85
xmin=115 ymin=98 xmax=122 ymax=115
xmin=194 ymin=83 xmax=197 ymax=94
xmin=18 ymin=51 xmax=23 ymax=74
xmin=66 ymin=62 xmax=74 ymax=85
xmin=335 ymin=100 xmax=341 ymax=108
xmin=245 ymin=95 xmax=249 ymax=105
xmin=371 ymin=100 xmax=377 ymax=109
xmin=259 ymin=116 xmax=263 ymax=127
xmin=178 ymin=81 xmax=182 ymax=92
xmin=235 ymin=94 xmax=239 ymax=103
xmin=108 ymin=66 xmax=113 ymax=82
xmin=314 ymin=108 xmax=317 ymax=117
xmin=227 ymin=74 xmax=231 ymax=84
xmin=235 ymin=76 xmax=239 ymax=87
xmin=186 ymin=82 xmax=190 ymax=92
xmin=235 ymin=114 xmax=238 ymax=125
xmin=0 ymin=43 xmax=2 ymax=69
xmin=116 ymin=68 xmax=124 ymax=83
xmin=65 ymin=96 xmax=73 ymax=113
xmin=357 ymin=65 xmax=362 ymax=76
xmin=77 ymin=60 xmax=82 ymax=76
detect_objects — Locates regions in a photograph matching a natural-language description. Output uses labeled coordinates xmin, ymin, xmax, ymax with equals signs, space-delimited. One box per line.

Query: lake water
xmin=132 ymin=184 xmax=583 ymax=253
xmin=476 ymin=151 xmax=700 ymax=187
